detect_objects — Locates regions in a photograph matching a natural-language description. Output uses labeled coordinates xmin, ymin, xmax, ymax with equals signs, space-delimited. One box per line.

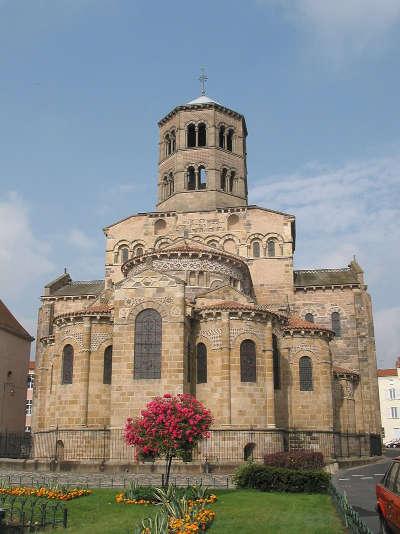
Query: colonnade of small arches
xmin=114 ymin=242 xmax=145 ymax=264
xmin=162 ymin=123 xmax=237 ymax=158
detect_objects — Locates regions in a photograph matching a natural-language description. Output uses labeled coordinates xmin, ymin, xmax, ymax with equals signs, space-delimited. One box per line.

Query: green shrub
xmin=233 ymin=462 xmax=330 ymax=493
xmin=264 ymin=451 xmax=325 ymax=470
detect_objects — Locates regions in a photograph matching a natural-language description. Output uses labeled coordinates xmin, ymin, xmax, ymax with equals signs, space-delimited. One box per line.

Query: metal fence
xmin=0 ymin=428 xmax=381 ymax=464
xmin=0 ymin=493 xmax=67 ymax=530
xmin=329 ymin=483 xmax=373 ymax=534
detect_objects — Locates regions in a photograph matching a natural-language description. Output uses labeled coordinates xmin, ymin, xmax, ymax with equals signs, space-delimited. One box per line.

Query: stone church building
xmin=32 ymin=92 xmax=381 ymax=464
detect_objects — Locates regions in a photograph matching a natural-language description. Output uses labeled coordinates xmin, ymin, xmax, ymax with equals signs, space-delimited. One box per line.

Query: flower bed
xmin=0 ymin=485 xmax=92 ymax=501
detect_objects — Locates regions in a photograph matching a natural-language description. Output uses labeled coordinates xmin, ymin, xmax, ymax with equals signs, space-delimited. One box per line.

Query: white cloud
xmin=67 ymin=228 xmax=94 ymax=249
xmin=251 ymin=152 xmax=400 ymax=367
xmin=261 ymin=0 xmax=400 ymax=61
xmin=0 ymin=192 xmax=53 ymax=301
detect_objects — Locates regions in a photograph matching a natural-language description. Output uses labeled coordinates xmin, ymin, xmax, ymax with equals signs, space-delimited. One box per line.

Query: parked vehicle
xmin=386 ymin=440 xmax=400 ymax=449
xmin=376 ymin=456 xmax=400 ymax=533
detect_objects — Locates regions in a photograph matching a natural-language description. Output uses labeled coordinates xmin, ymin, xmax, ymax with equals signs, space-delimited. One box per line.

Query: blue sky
xmin=0 ymin=0 xmax=399 ymax=366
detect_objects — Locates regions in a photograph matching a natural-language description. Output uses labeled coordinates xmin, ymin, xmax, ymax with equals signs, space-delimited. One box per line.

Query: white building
xmin=378 ymin=361 xmax=400 ymax=443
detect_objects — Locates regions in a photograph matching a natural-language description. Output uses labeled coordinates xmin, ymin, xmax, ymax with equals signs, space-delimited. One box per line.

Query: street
xmin=333 ymin=450 xmax=399 ymax=533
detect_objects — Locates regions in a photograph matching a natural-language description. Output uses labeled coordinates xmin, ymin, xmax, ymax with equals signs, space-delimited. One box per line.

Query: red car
xmin=377 ymin=457 xmax=400 ymax=533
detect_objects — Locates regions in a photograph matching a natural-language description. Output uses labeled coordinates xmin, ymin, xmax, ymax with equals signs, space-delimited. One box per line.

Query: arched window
xmin=169 ymin=172 xmax=174 ymax=195
xmin=305 ymin=313 xmax=314 ymax=323
xmin=220 ymin=168 xmax=227 ymax=191
xmin=227 ymin=213 xmax=239 ymax=229
xmin=196 ymin=343 xmax=207 ymax=384
xmin=62 ymin=344 xmax=74 ymax=384
xmin=267 ymin=239 xmax=276 ymax=257
xmin=165 ymin=134 xmax=171 ymax=156
xmin=120 ymin=246 xmax=129 ymax=263
xmin=134 ymin=309 xmax=162 ymax=379
xmin=252 ymin=241 xmax=260 ymax=258
xmin=219 ymin=126 xmax=225 ymax=148
xmin=134 ymin=246 xmax=144 ymax=257
xmin=103 ymin=345 xmax=112 ymax=385
xmin=171 ymin=130 xmax=176 ymax=152
xmin=229 ymin=171 xmax=235 ymax=193
xmin=187 ymin=124 xmax=196 ymax=147
xmin=198 ymin=123 xmax=206 ymax=146
xmin=272 ymin=334 xmax=280 ymax=390
xmin=244 ymin=442 xmax=256 ymax=461
xmin=299 ymin=356 xmax=313 ymax=391
xmin=198 ymin=166 xmax=207 ymax=189
xmin=187 ymin=166 xmax=196 ymax=190
xmin=331 ymin=312 xmax=341 ymax=337
xmin=227 ymin=129 xmax=234 ymax=151
xmin=240 ymin=339 xmax=256 ymax=382
xmin=154 ymin=218 xmax=167 ymax=235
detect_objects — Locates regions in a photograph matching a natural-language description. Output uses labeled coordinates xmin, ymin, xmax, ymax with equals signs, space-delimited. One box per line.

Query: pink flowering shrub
xmin=124 ymin=393 xmax=212 ymax=483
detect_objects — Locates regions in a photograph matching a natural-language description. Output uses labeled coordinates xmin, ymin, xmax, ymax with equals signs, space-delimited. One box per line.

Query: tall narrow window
xmin=229 ymin=171 xmax=235 ymax=193
xmin=169 ymin=172 xmax=174 ymax=195
xmin=134 ymin=309 xmax=162 ymax=379
xmin=219 ymin=126 xmax=225 ymax=148
xmin=187 ymin=166 xmax=196 ymax=190
xmin=331 ymin=312 xmax=341 ymax=337
xmin=240 ymin=340 xmax=256 ymax=382
xmin=187 ymin=124 xmax=196 ymax=147
xmin=227 ymin=129 xmax=233 ymax=151
xmin=165 ymin=134 xmax=171 ymax=156
xmin=198 ymin=166 xmax=207 ymax=189
xmin=272 ymin=334 xmax=280 ymax=390
xmin=171 ymin=131 xmax=176 ymax=152
xmin=252 ymin=241 xmax=260 ymax=258
xmin=198 ymin=123 xmax=206 ymax=146
xmin=196 ymin=343 xmax=207 ymax=384
xmin=187 ymin=342 xmax=191 ymax=383
xmin=103 ymin=345 xmax=112 ymax=385
xmin=267 ymin=239 xmax=276 ymax=257
xmin=299 ymin=356 xmax=313 ymax=391
xmin=62 ymin=344 xmax=74 ymax=384
xmin=305 ymin=313 xmax=314 ymax=323
xmin=220 ymin=168 xmax=227 ymax=191
xmin=120 ymin=246 xmax=129 ymax=263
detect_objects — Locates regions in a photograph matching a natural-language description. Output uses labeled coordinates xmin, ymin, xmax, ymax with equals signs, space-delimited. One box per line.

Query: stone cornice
xmin=53 ymin=309 xmax=112 ymax=327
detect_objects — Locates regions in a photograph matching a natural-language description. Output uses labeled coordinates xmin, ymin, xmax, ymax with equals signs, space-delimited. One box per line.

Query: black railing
xmin=0 ymin=432 xmax=32 ymax=459
xmin=0 ymin=493 xmax=67 ymax=530
xmin=0 ymin=429 xmax=382 ymax=463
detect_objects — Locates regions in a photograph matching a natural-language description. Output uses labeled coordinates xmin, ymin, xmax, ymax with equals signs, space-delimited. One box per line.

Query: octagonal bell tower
xmin=156 ymin=91 xmax=248 ymax=212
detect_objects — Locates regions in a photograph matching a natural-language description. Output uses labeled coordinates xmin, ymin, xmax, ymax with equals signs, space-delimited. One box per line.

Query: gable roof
xmin=378 ymin=369 xmax=398 ymax=377
xmin=50 ymin=280 xmax=104 ymax=297
xmin=0 ymin=299 xmax=34 ymax=341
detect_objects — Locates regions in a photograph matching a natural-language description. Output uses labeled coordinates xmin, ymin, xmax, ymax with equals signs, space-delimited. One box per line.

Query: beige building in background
xmin=32 ymin=92 xmax=381 ymax=463
xmin=378 ymin=361 xmax=400 ymax=444
xmin=0 ymin=299 xmax=33 ymax=433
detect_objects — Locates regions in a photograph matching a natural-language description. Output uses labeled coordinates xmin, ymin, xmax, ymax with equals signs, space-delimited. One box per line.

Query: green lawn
xmin=64 ymin=488 xmax=344 ymax=534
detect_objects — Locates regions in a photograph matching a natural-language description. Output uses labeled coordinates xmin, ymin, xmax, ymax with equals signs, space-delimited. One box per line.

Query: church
xmin=32 ymin=87 xmax=381 ymax=465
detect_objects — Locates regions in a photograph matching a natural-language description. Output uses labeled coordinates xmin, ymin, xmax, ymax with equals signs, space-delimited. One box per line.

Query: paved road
xmin=333 ymin=450 xmax=399 ymax=533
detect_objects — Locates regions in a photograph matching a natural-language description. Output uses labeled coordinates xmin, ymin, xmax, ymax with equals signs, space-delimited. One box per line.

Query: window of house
xmin=305 ymin=313 xmax=314 ymax=323
xmin=187 ymin=166 xmax=196 ymax=190
xmin=391 ymin=407 xmax=399 ymax=419
xmin=187 ymin=124 xmax=196 ymax=147
xmin=198 ymin=166 xmax=207 ymax=189
xmin=62 ymin=344 xmax=74 ymax=384
xmin=27 ymin=374 xmax=35 ymax=389
xmin=134 ymin=309 xmax=162 ymax=379
xmin=229 ymin=171 xmax=235 ymax=193
xmin=240 ymin=340 xmax=256 ymax=382
xmin=331 ymin=312 xmax=341 ymax=337
xmin=171 ymin=130 xmax=176 ymax=152
xmin=165 ymin=134 xmax=171 ymax=156
xmin=103 ymin=345 xmax=112 ymax=385
xmin=227 ymin=129 xmax=233 ymax=151
xmin=299 ymin=356 xmax=313 ymax=391
xmin=272 ymin=334 xmax=280 ymax=390
xmin=120 ymin=246 xmax=129 ymax=263
xmin=220 ymin=168 xmax=227 ymax=191
xmin=198 ymin=123 xmax=206 ymax=146
xmin=196 ymin=343 xmax=207 ymax=384
xmin=219 ymin=126 xmax=225 ymax=148
xmin=26 ymin=399 xmax=32 ymax=416
xmin=389 ymin=388 xmax=396 ymax=400
xmin=252 ymin=241 xmax=260 ymax=258
xmin=267 ymin=239 xmax=276 ymax=257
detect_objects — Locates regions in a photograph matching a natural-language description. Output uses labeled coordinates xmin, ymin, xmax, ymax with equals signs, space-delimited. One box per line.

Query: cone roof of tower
xmin=158 ymin=95 xmax=247 ymax=134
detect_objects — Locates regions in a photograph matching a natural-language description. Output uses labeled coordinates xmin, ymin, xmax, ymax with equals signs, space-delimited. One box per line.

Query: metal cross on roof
xmin=199 ymin=68 xmax=208 ymax=96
